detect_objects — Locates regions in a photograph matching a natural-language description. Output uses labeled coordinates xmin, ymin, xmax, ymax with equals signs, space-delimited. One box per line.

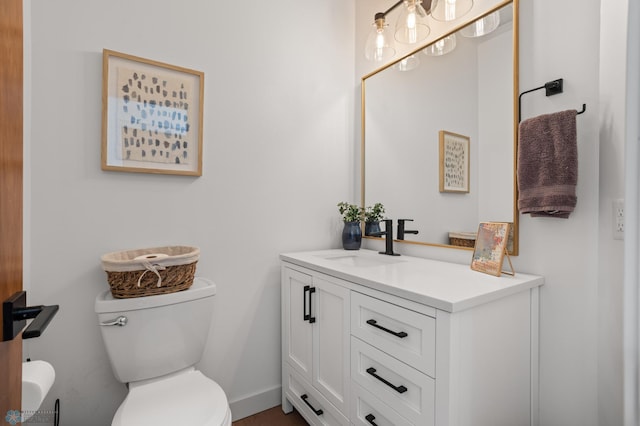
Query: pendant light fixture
xmin=364 ymin=12 xmax=396 ymax=62
xmin=364 ymin=0 xmax=474 ymax=62
xmin=365 ymin=0 xmax=433 ymax=62
xmin=431 ymin=0 xmax=474 ymax=22
xmin=423 ymin=34 xmax=457 ymax=56
xmin=394 ymin=0 xmax=430 ymax=44
xmin=459 ymin=11 xmax=500 ymax=37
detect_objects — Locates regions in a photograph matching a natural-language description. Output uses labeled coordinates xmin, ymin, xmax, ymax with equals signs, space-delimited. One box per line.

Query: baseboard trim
xmin=229 ymin=385 xmax=282 ymax=421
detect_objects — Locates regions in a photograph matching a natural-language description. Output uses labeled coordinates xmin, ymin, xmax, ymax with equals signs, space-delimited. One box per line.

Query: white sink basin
xmin=320 ymin=253 xmax=405 ymax=267
xmin=22 ymin=360 xmax=55 ymax=421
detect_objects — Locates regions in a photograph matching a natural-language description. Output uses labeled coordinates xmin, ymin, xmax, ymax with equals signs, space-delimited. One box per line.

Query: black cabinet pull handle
xmin=366 ymin=367 xmax=408 ymax=393
xmin=308 ymin=287 xmax=316 ymax=323
xmin=303 ymin=286 xmax=310 ymax=321
xmin=365 ymin=413 xmax=378 ymax=425
xmin=300 ymin=394 xmax=323 ymax=416
xmin=366 ymin=319 xmax=408 ymax=338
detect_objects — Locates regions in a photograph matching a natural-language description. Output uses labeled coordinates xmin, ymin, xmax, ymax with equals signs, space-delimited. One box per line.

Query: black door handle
xmin=300 ymin=394 xmax=323 ymax=416
xmin=366 ymin=319 xmax=408 ymax=338
xmin=365 ymin=413 xmax=379 ymax=425
xmin=366 ymin=367 xmax=408 ymax=393
xmin=3 ymin=291 xmax=59 ymax=341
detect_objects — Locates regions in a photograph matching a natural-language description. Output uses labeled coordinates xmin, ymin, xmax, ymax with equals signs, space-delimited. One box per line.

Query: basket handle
xmin=137 ymin=261 xmax=166 ymax=288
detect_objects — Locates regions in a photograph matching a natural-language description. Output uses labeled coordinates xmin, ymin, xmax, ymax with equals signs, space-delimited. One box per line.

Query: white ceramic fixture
xmin=22 ymin=360 xmax=55 ymax=421
xmin=95 ymin=277 xmax=231 ymax=426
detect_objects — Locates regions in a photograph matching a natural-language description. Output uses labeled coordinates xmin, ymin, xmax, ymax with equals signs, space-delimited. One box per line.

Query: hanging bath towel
xmin=517 ymin=109 xmax=578 ymax=218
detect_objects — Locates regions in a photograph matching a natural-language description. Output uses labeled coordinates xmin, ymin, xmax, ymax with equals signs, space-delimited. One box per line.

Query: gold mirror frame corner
xmin=360 ymin=0 xmax=520 ymax=255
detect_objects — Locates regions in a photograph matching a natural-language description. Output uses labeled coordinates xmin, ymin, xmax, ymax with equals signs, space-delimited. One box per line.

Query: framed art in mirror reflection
xmin=439 ymin=130 xmax=470 ymax=193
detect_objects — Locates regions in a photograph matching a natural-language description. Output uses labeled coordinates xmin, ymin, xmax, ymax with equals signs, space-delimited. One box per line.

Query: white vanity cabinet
xmin=281 ymin=249 xmax=544 ymax=426
xmin=282 ymin=266 xmax=351 ymax=425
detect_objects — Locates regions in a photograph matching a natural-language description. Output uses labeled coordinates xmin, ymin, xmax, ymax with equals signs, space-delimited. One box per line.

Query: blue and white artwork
xmin=116 ymin=66 xmax=194 ymax=165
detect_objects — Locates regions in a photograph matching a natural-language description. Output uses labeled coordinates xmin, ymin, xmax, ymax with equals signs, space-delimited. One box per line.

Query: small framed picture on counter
xmin=470 ymin=222 xmax=514 ymax=277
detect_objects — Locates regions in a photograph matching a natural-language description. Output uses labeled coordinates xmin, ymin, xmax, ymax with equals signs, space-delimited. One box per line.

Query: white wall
xmin=623 ymin=1 xmax=640 ymax=423
xmin=23 ymin=0 xmax=355 ymax=424
xmin=598 ymin=0 xmax=628 ymax=424
xmin=357 ymin=0 xmax=622 ymax=425
xmin=518 ymin=1 xmax=601 ymax=424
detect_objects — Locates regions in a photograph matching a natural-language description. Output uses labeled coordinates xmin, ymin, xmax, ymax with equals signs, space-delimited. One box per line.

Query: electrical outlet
xmin=613 ymin=199 xmax=624 ymax=240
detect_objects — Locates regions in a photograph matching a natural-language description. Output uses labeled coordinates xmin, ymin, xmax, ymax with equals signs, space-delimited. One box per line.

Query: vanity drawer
xmin=351 ymin=337 xmax=434 ymax=426
xmin=351 ymin=292 xmax=435 ymax=377
xmin=351 ymin=382 xmax=415 ymax=426
xmin=284 ymin=363 xmax=349 ymax=426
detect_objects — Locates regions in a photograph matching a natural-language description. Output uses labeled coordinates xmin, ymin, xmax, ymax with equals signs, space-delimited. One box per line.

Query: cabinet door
xmin=312 ymin=276 xmax=350 ymax=414
xmin=283 ymin=267 xmax=313 ymax=382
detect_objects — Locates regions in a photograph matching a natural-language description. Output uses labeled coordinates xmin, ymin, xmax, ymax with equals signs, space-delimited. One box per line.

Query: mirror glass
xmin=362 ymin=2 xmax=518 ymax=254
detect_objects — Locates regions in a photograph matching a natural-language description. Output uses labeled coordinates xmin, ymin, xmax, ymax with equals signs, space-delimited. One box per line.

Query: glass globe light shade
xmin=395 ymin=0 xmax=430 ymax=44
xmin=365 ymin=15 xmax=396 ymax=62
xmin=394 ymin=55 xmax=421 ymax=71
xmin=431 ymin=0 xmax=474 ymax=22
xmin=460 ymin=11 xmax=501 ymax=37
xmin=423 ymin=34 xmax=457 ymax=56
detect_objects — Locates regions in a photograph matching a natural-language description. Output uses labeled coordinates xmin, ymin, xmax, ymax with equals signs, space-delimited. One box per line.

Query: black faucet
xmin=397 ymin=219 xmax=419 ymax=240
xmin=370 ymin=219 xmax=400 ymax=256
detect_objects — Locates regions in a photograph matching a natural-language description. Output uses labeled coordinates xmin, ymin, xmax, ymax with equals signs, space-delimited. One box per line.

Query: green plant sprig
xmin=337 ymin=202 xmax=364 ymax=223
xmin=364 ymin=202 xmax=385 ymax=223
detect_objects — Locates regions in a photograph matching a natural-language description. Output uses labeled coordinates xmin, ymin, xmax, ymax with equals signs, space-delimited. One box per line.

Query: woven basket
xmin=448 ymin=232 xmax=477 ymax=248
xmin=101 ymin=246 xmax=199 ymax=299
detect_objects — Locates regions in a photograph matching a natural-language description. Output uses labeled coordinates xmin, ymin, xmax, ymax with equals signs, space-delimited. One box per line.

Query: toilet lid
xmin=112 ymin=369 xmax=231 ymax=426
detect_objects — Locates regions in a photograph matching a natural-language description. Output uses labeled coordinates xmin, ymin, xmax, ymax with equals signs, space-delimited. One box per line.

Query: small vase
xmin=365 ymin=221 xmax=381 ymax=236
xmin=342 ymin=221 xmax=362 ymax=250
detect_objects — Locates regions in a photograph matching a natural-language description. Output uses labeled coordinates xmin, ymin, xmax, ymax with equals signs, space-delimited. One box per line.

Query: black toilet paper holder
xmin=2 ymin=291 xmax=59 ymax=341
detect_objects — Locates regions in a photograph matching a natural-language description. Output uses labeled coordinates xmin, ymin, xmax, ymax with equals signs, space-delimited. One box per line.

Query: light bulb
xmin=365 ymin=14 xmax=396 ymax=62
xmin=431 ymin=0 xmax=474 ymax=22
xmin=395 ymin=0 xmax=430 ymax=44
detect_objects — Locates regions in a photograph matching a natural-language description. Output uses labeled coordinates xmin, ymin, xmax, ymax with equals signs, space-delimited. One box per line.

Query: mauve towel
xmin=517 ymin=109 xmax=578 ymax=218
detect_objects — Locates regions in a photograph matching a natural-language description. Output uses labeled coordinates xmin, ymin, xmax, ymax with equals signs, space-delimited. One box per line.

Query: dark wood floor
xmin=232 ymin=406 xmax=308 ymax=426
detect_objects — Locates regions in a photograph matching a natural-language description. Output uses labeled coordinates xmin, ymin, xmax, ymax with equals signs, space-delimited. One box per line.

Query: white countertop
xmin=280 ymin=249 xmax=544 ymax=313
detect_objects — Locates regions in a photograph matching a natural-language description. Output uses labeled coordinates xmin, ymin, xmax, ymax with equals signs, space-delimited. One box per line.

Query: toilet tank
xmin=95 ymin=277 xmax=216 ymax=384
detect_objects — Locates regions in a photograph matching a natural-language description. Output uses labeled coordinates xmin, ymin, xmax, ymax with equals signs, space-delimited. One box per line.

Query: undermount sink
xmin=22 ymin=360 xmax=55 ymax=421
xmin=320 ymin=253 xmax=405 ymax=267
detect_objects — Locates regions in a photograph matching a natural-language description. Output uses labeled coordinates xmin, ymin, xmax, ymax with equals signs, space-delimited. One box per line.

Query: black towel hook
xmin=518 ymin=78 xmax=586 ymax=122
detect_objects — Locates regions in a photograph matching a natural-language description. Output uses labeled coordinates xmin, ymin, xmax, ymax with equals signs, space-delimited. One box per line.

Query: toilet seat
xmin=112 ymin=368 xmax=231 ymax=426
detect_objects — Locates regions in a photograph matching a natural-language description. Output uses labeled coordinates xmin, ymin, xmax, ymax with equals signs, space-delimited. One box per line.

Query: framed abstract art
xmin=439 ymin=130 xmax=470 ymax=193
xmin=101 ymin=49 xmax=204 ymax=176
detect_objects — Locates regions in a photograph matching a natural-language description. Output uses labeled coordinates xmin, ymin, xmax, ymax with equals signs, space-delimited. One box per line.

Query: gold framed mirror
xmin=361 ymin=0 xmax=519 ymax=254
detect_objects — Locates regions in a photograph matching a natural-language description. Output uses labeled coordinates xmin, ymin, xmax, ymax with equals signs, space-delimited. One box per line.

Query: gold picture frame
xmin=470 ymin=222 xmax=514 ymax=277
xmin=439 ymin=130 xmax=470 ymax=193
xmin=101 ymin=49 xmax=204 ymax=176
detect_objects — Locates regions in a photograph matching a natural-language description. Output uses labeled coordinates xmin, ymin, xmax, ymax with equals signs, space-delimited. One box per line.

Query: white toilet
xmin=95 ymin=277 xmax=232 ymax=426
